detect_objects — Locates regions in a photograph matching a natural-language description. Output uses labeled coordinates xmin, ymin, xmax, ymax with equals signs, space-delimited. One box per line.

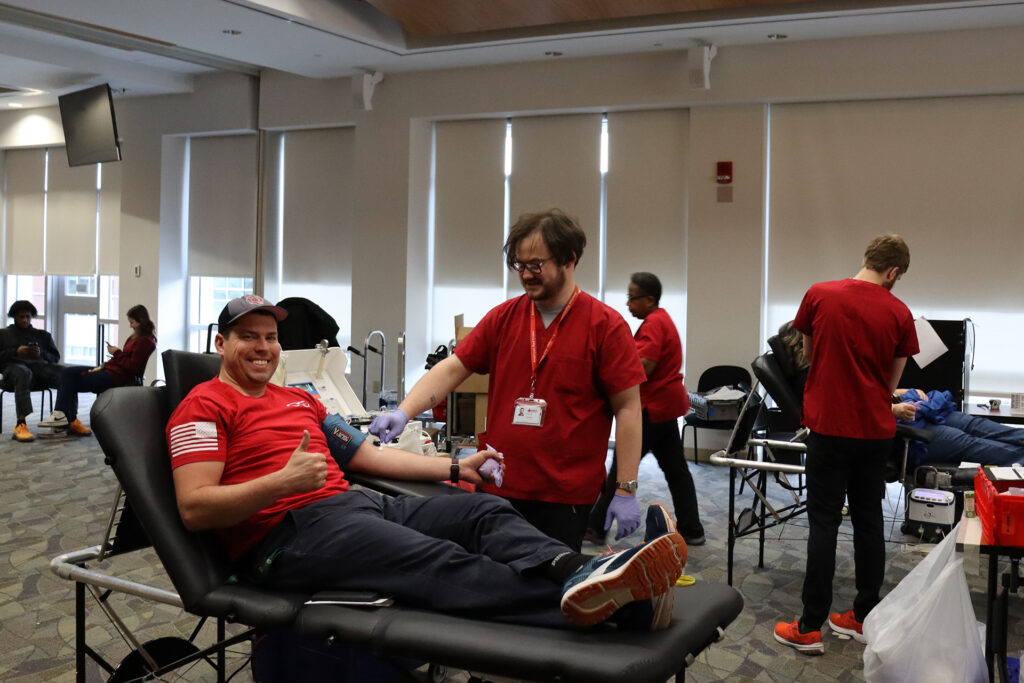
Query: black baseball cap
xmin=217 ymin=295 xmax=287 ymax=328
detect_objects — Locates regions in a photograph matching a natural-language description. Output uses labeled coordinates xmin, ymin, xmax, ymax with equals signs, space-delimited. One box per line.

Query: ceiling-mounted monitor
xmin=57 ymin=83 xmax=122 ymax=167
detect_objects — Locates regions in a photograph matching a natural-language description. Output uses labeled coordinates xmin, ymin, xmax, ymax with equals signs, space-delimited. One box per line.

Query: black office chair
xmin=682 ymin=365 xmax=752 ymax=463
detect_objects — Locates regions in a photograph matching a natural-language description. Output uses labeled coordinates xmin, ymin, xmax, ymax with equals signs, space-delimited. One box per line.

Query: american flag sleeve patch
xmin=169 ymin=421 xmax=219 ymax=458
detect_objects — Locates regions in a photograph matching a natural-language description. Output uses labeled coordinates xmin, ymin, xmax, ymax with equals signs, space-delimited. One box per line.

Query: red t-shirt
xmin=455 ymin=291 xmax=646 ymax=504
xmin=794 ymin=278 xmax=919 ymax=439
xmin=167 ymin=378 xmax=349 ymax=559
xmin=634 ymin=308 xmax=690 ymax=423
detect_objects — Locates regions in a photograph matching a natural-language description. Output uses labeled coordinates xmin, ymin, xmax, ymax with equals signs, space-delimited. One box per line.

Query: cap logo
xmin=244 ymin=295 xmax=266 ymax=305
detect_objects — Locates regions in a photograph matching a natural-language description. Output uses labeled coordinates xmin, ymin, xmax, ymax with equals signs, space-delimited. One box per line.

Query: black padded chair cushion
xmin=162 ymin=349 xmax=221 ymax=409
xmin=297 ymin=583 xmax=743 ymax=683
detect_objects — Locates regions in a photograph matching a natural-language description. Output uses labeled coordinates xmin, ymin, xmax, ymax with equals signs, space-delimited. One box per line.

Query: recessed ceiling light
xmin=222 ymin=29 xmax=242 ymax=35
xmin=767 ymin=33 xmax=788 ymax=40
xmin=8 ymin=102 xmax=24 ymax=108
xmin=544 ymin=51 xmax=563 ymax=57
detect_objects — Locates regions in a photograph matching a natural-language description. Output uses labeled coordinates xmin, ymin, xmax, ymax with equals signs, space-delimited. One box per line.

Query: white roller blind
xmin=3 ymin=148 xmax=45 ymax=274
xmin=605 ymin=109 xmax=689 ymax=337
xmin=98 ymin=161 xmax=121 ymax=275
xmin=188 ymin=134 xmax=258 ymax=277
xmin=279 ymin=127 xmax=354 ymax=345
xmin=433 ymin=118 xmax=506 ymax=336
xmin=769 ymin=95 xmax=1024 ymax=394
xmin=509 ymin=114 xmax=602 ymax=292
xmin=46 ymin=153 xmax=97 ymax=275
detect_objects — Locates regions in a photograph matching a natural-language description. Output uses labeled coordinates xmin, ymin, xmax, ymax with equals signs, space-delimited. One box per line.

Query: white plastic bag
xmin=862 ymin=525 xmax=986 ymax=683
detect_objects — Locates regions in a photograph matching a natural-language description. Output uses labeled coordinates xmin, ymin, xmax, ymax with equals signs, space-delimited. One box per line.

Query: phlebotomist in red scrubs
xmin=371 ymin=209 xmax=647 ymax=551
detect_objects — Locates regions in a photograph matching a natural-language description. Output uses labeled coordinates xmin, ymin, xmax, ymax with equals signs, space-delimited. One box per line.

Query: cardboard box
xmin=453 ymin=314 xmax=489 ymax=395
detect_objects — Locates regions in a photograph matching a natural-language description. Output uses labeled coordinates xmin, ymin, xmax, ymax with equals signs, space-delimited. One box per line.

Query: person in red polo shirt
xmin=774 ymin=235 xmax=919 ymax=655
xmin=586 ymin=272 xmax=705 ymax=545
xmin=371 ymin=210 xmax=647 ymax=551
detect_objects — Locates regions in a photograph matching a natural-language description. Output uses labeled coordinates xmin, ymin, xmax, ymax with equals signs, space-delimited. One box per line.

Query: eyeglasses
xmin=510 ymin=257 xmax=554 ymax=274
xmin=627 ymin=294 xmax=650 ymax=302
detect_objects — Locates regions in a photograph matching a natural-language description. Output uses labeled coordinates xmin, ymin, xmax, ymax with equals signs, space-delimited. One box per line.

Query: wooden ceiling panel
xmin=364 ymin=0 xmax=833 ymax=38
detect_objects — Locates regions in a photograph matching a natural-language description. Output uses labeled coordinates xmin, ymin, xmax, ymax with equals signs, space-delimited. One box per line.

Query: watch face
xmin=617 ymin=480 xmax=638 ymax=493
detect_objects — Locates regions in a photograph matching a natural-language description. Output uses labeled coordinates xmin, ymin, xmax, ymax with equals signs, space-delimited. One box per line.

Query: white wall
xmin=4 ymin=24 xmax=1024 ymax=398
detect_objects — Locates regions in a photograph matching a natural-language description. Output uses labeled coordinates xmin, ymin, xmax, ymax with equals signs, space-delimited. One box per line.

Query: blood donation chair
xmin=710 ymin=339 xmax=939 ymax=584
xmin=52 ymin=350 xmax=744 ymax=682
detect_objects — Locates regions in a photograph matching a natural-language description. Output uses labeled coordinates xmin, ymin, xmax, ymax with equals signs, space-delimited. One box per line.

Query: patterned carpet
xmin=1 ymin=391 xmax=1020 ymax=682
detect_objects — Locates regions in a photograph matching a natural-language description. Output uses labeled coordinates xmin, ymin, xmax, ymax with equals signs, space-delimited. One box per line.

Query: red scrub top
xmin=794 ymin=278 xmax=918 ymax=440
xmin=634 ymin=307 xmax=690 ymax=423
xmin=455 ymin=291 xmax=645 ymax=504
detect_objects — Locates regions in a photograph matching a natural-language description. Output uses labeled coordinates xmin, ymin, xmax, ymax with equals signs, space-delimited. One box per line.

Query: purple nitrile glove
xmin=478 ymin=459 xmax=503 ymax=487
xmin=368 ymin=408 xmax=408 ymax=444
xmin=605 ymin=494 xmax=642 ymax=540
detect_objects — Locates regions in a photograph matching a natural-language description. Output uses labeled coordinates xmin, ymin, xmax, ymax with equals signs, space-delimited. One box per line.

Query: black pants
xmin=508 ymin=497 xmax=593 ymax=552
xmin=588 ymin=411 xmax=704 ymax=540
xmin=800 ymin=431 xmax=889 ymax=630
xmin=0 ymin=361 xmax=62 ymax=421
xmin=253 ymin=490 xmax=570 ymax=625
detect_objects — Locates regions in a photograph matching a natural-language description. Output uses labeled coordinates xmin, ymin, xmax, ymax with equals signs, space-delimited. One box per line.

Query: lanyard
xmin=527 ymin=286 xmax=580 ymax=398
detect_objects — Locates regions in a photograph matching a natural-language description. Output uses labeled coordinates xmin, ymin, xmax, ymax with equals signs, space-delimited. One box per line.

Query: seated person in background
xmin=893 ymin=388 xmax=1024 ymax=466
xmin=167 ymin=296 xmax=687 ymax=630
xmin=40 ymin=304 xmax=157 ymax=436
xmin=0 ymin=300 xmax=62 ymax=443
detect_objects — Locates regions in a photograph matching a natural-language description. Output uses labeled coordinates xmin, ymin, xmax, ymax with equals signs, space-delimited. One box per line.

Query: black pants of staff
xmin=799 ymin=431 xmax=889 ymax=631
xmin=588 ymin=410 xmax=705 ymax=541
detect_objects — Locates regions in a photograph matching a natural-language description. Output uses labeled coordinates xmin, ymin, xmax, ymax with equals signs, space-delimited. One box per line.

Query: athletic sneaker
xmin=828 ymin=610 xmax=866 ymax=643
xmin=773 ymin=620 xmax=824 ymax=655
xmin=38 ymin=410 xmax=68 ymax=428
xmin=67 ymin=419 xmax=92 ymax=436
xmin=561 ymin=532 xmax=687 ymax=627
xmin=12 ymin=423 xmax=35 ymax=442
xmin=643 ymin=503 xmax=678 ymax=542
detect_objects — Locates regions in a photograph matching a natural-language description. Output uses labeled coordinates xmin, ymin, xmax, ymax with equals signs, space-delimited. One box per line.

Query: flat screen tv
xmin=57 ymin=83 xmax=122 ymax=167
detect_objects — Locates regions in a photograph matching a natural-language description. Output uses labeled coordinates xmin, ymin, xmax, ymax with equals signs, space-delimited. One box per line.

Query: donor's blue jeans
xmin=917 ymin=410 xmax=1024 ymax=466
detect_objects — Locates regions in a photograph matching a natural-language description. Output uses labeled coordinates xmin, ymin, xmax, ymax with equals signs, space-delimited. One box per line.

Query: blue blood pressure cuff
xmin=321 ymin=413 xmax=367 ymax=470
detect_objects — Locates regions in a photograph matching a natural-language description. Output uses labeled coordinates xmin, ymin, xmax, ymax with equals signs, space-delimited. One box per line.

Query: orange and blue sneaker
xmin=828 ymin=610 xmax=865 ymax=643
xmin=561 ymin=532 xmax=686 ymax=627
xmin=774 ymin=619 xmax=824 ymax=655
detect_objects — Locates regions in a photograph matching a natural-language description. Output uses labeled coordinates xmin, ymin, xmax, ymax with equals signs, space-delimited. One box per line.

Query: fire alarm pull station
xmin=717 ymin=161 xmax=733 ymax=184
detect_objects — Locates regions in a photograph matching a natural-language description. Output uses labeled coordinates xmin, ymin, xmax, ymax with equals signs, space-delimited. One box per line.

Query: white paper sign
xmin=913 ymin=317 xmax=947 ymax=369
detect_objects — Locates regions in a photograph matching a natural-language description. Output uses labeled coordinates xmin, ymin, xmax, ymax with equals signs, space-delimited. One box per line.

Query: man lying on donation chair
xmin=893 ymin=389 xmax=1024 ymax=466
xmin=168 ymin=295 xmax=687 ymax=631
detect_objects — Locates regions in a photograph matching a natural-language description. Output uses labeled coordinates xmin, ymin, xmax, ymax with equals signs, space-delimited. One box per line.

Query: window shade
xmin=432 ymin=118 xmax=506 ymax=337
xmin=3 ymin=148 xmax=45 ymax=275
xmin=46 ymin=154 xmax=97 ymax=275
xmin=98 ymin=161 xmax=121 ymax=275
xmin=188 ymin=135 xmax=258 ymax=277
xmin=279 ymin=127 xmax=354 ymax=345
xmin=509 ymin=114 xmax=602 ymax=293
xmin=769 ymin=95 xmax=1024 ymax=394
xmin=605 ymin=109 xmax=689 ymax=336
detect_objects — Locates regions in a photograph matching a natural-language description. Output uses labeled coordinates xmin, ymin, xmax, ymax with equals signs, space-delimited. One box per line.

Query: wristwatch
xmin=615 ymin=479 xmax=638 ymax=494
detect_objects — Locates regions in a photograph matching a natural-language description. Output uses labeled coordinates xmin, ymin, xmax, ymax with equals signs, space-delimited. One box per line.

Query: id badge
xmin=512 ymin=397 xmax=547 ymax=427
